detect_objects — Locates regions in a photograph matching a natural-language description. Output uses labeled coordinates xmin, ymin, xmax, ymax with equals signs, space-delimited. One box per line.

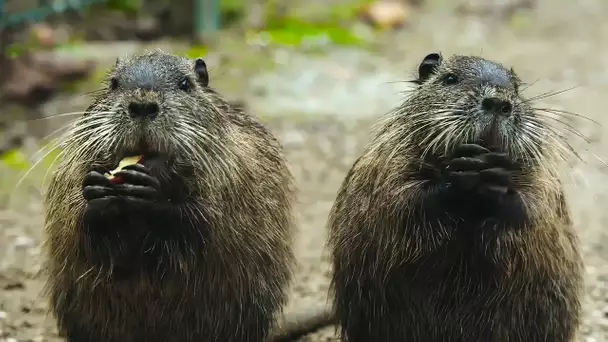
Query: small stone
xmin=14 ymin=235 xmax=34 ymax=248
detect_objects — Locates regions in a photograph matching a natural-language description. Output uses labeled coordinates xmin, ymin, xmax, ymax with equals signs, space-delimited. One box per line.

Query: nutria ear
xmin=417 ymin=53 xmax=442 ymax=84
xmin=193 ymin=58 xmax=209 ymax=87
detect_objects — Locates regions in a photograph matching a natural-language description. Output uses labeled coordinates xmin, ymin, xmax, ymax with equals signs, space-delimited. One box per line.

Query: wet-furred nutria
xmin=327 ymin=53 xmax=583 ymax=341
xmin=43 ymin=50 xmax=296 ymax=342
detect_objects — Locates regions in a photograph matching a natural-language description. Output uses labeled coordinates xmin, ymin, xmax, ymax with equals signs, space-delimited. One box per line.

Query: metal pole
xmin=0 ymin=0 xmax=4 ymax=29
xmin=194 ymin=0 xmax=220 ymax=44
xmin=0 ymin=0 xmax=9 ymax=88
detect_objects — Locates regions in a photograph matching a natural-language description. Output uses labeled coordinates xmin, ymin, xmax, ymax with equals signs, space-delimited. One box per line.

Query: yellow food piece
xmin=104 ymin=155 xmax=143 ymax=179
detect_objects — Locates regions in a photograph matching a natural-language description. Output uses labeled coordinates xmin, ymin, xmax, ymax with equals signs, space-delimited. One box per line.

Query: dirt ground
xmin=2 ymin=0 xmax=608 ymax=341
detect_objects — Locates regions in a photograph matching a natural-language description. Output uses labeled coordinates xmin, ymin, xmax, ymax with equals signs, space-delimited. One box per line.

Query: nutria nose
xmin=128 ymin=101 xmax=159 ymax=119
xmin=481 ymin=97 xmax=513 ymax=116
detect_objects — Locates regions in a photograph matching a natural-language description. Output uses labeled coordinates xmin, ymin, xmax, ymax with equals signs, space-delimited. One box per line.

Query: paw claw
xmin=452 ymin=144 xmax=490 ymax=158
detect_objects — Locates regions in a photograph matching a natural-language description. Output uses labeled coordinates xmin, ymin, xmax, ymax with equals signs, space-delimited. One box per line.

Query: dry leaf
xmin=359 ymin=0 xmax=412 ymax=30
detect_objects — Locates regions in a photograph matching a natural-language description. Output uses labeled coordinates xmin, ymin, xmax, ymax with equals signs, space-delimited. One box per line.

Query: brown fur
xmin=328 ymin=54 xmax=583 ymax=341
xmin=43 ymin=50 xmax=295 ymax=342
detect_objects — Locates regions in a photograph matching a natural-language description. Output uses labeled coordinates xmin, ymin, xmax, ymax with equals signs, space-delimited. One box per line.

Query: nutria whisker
xmin=523 ymin=86 xmax=579 ymax=103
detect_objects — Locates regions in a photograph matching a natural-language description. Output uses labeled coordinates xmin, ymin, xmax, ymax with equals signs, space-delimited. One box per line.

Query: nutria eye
xmin=179 ymin=78 xmax=191 ymax=92
xmin=443 ymin=74 xmax=459 ymax=85
xmin=109 ymin=78 xmax=119 ymax=90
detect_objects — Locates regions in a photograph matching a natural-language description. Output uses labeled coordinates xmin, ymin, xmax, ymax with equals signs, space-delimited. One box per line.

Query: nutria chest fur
xmin=43 ymin=50 xmax=295 ymax=342
xmin=328 ymin=53 xmax=583 ymax=342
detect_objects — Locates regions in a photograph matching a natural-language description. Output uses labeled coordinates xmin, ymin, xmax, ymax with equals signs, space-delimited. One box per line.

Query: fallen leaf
xmin=359 ymin=0 xmax=412 ymax=31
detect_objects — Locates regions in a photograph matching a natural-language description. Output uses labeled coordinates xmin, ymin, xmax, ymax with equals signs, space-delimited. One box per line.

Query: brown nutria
xmin=327 ymin=53 xmax=583 ymax=341
xmin=43 ymin=50 xmax=296 ymax=342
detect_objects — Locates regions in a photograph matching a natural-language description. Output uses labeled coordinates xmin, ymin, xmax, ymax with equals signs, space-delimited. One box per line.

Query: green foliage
xmin=0 ymin=149 xmax=30 ymax=171
xmin=220 ymin=0 xmax=247 ymax=25
xmin=183 ymin=45 xmax=209 ymax=58
xmin=256 ymin=0 xmax=372 ymax=48
xmin=104 ymin=0 xmax=142 ymax=15
xmin=261 ymin=17 xmax=365 ymax=47
xmin=5 ymin=43 xmax=28 ymax=58
xmin=5 ymin=30 xmax=47 ymax=57
xmin=0 ymin=144 xmax=63 ymax=202
xmin=214 ymin=0 xmax=369 ymax=47
xmin=0 ymin=144 xmax=63 ymax=172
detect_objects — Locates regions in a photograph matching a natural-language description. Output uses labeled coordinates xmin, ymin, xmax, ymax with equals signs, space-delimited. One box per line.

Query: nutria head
xmin=395 ymin=53 xmax=555 ymax=166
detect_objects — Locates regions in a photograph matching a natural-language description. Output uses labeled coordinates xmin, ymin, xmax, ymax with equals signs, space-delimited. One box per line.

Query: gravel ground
xmin=2 ymin=0 xmax=608 ymax=340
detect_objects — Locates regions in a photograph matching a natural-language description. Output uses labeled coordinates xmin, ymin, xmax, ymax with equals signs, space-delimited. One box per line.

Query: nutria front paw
xmin=83 ymin=164 xmax=161 ymax=207
xmin=444 ymin=144 xmax=515 ymax=198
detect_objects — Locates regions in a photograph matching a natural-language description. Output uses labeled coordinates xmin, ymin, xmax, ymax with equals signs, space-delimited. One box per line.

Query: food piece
xmin=104 ymin=155 xmax=143 ymax=184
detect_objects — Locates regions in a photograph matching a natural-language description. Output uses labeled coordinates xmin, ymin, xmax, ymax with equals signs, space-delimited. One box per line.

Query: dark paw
xmin=82 ymin=164 xmax=161 ymax=204
xmin=112 ymin=164 xmax=161 ymax=200
xmin=82 ymin=168 xmax=113 ymax=201
xmin=445 ymin=144 xmax=515 ymax=197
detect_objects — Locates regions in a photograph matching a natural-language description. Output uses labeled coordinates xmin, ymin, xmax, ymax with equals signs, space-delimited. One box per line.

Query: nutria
xmin=327 ymin=53 xmax=583 ymax=341
xmin=43 ymin=50 xmax=297 ymax=342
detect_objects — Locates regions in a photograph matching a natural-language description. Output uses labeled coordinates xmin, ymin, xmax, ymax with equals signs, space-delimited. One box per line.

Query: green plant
xmin=0 ymin=149 xmax=31 ymax=171
xmin=104 ymin=0 xmax=142 ymax=15
xmin=259 ymin=17 xmax=365 ymax=47
xmin=183 ymin=45 xmax=209 ymax=58
xmin=0 ymin=144 xmax=64 ymax=203
xmin=253 ymin=0 xmax=373 ymax=48
xmin=5 ymin=28 xmax=48 ymax=57
xmin=0 ymin=142 xmax=63 ymax=171
xmin=220 ymin=0 xmax=247 ymax=26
